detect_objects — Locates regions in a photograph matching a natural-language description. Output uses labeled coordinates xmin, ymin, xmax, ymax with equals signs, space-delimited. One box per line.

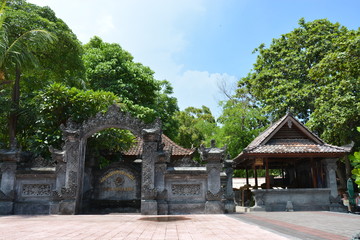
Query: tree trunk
xmin=8 ymin=66 xmax=20 ymax=149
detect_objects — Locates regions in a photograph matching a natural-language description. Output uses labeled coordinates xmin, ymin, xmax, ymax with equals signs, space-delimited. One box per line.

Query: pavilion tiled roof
xmin=233 ymin=113 xmax=350 ymax=163
xmin=123 ymin=134 xmax=195 ymax=157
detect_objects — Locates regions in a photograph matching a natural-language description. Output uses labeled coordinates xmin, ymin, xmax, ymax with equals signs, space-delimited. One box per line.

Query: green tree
xmin=83 ymin=36 xmax=160 ymax=107
xmin=5 ymin=0 xmax=85 ymax=88
xmin=349 ymin=128 xmax=360 ymax=188
xmin=83 ymin=36 xmax=179 ymax=138
xmin=307 ymin=32 xmax=360 ymax=146
xmin=0 ymin=0 xmax=55 ymax=148
xmin=216 ymin=90 xmax=268 ymax=158
xmin=239 ymin=18 xmax=351 ymax=121
xmin=175 ymin=106 xmax=218 ymax=149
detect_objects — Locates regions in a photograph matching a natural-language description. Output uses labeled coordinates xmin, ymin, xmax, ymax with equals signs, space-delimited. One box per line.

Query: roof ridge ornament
xmin=287 ymin=119 xmax=293 ymax=128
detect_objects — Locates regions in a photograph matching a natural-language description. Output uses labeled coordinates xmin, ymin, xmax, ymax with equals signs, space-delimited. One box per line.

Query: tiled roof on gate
xmin=123 ymin=134 xmax=195 ymax=157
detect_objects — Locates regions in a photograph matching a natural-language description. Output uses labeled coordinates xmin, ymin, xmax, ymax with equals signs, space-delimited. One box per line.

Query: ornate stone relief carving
xmin=67 ymin=104 xmax=160 ymax=139
xmin=171 ymin=184 xmax=201 ymax=196
xmin=49 ymin=146 xmax=66 ymax=163
xmin=206 ymin=189 xmax=224 ymax=201
xmin=22 ymin=184 xmax=51 ymax=197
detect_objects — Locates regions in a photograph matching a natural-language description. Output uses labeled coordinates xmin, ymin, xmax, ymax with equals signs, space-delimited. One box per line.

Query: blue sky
xmin=28 ymin=0 xmax=360 ymax=118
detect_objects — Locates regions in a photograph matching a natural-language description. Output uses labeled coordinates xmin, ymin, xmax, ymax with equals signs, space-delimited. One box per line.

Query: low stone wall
xmin=14 ymin=171 xmax=56 ymax=214
xmin=252 ymin=188 xmax=331 ymax=211
xmin=165 ymin=167 xmax=208 ymax=214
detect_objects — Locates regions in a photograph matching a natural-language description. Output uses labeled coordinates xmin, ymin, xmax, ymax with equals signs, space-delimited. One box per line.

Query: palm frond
xmin=5 ymin=29 xmax=56 ymax=69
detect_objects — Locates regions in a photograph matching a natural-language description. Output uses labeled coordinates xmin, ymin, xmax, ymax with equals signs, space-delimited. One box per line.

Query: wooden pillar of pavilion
xmin=254 ymin=167 xmax=258 ymax=189
xmin=310 ymin=158 xmax=318 ymax=188
xmin=245 ymin=168 xmax=249 ymax=186
xmin=265 ymin=158 xmax=270 ymax=189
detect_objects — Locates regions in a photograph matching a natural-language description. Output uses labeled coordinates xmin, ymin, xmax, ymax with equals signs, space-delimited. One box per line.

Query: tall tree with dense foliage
xmin=0 ymin=0 xmax=55 ymax=148
xmin=307 ymin=31 xmax=360 ymax=146
xmin=0 ymin=0 xmax=85 ymax=149
xmin=5 ymin=0 xmax=85 ymax=87
xmin=239 ymin=18 xmax=351 ymax=121
xmin=239 ymin=18 xmax=360 ymax=146
xmin=83 ymin=36 xmax=179 ymax=138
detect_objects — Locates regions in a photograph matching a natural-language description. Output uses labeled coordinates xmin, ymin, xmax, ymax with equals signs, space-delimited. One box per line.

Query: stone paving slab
xmin=229 ymin=211 xmax=360 ymax=240
xmin=0 ymin=214 xmax=289 ymax=240
xmin=0 ymin=212 xmax=358 ymax=239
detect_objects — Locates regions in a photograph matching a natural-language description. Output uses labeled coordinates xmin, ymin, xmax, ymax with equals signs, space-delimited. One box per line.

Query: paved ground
xmin=230 ymin=211 xmax=360 ymax=240
xmin=0 ymin=212 xmax=359 ymax=240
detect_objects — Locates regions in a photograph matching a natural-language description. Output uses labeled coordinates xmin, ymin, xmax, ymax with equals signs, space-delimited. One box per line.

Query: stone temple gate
xmin=0 ymin=105 xmax=233 ymax=215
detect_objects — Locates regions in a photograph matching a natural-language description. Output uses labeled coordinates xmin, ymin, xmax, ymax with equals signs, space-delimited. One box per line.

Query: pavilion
xmin=232 ymin=113 xmax=351 ymax=211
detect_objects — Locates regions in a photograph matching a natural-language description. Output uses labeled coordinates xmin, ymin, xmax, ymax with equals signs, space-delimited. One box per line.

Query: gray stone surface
xmin=323 ymin=158 xmax=338 ymax=198
xmin=252 ymin=188 xmax=331 ymax=211
xmin=14 ymin=202 xmax=50 ymax=215
xmin=0 ymin=202 xmax=13 ymax=214
xmin=168 ymin=202 xmax=206 ymax=214
xmin=205 ymin=201 xmax=224 ymax=214
xmin=59 ymin=200 xmax=76 ymax=215
xmin=141 ymin=200 xmax=157 ymax=215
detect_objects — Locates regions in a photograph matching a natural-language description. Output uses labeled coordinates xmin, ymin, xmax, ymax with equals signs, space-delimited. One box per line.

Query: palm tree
xmin=0 ymin=0 xmax=55 ymax=149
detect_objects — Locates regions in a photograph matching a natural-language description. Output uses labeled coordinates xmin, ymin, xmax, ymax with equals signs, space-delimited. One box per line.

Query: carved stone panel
xmin=22 ymin=184 xmax=51 ymax=197
xmin=95 ymin=168 xmax=138 ymax=201
xmin=166 ymin=178 xmax=206 ymax=202
xmin=171 ymin=184 xmax=201 ymax=196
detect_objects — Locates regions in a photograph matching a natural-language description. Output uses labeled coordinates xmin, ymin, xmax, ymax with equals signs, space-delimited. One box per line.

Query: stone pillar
xmin=0 ymin=150 xmax=20 ymax=214
xmin=199 ymin=140 xmax=225 ymax=214
xmin=58 ymin=128 xmax=80 ymax=215
xmin=141 ymin=128 xmax=161 ymax=215
xmin=224 ymin=160 xmax=235 ymax=213
xmin=49 ymin=147 xmax=66 ymax=214
xmin=155 ymin=146 xmax=169 ymax=215
xmin=323 ymin=158 xmax=338 ymax=198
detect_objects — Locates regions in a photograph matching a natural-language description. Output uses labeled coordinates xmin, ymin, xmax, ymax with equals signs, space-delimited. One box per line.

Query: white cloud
xmin=27 ymin=0 xmax=235 ymax=118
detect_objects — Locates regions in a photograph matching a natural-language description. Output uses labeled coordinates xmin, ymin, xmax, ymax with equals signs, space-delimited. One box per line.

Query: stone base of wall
xmin=205 ymin=201 xmax=224 ymax=214
xmin=59 ymin=200 xmax=76 ymax=215
xmin=252 ymin=188 xmax=331 ymax=211
xmin=157 ymin=202 xmax=168 ymax=215
xmin=14 ymin=202 xmax=50 ymax=214
xmin=0 ymin=201 xmax=13 ymax=214
xmin=168 ymin=202 xmax=205 ymax=214
xmin=141 ymin=200 xmax=158 ymax=215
